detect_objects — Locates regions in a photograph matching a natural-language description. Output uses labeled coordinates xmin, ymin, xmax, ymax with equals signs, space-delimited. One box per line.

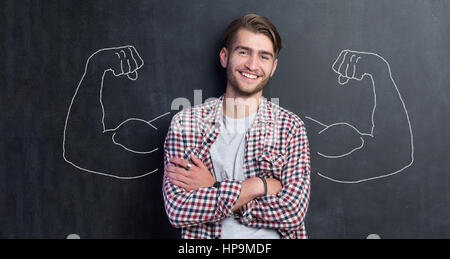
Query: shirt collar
xmin=208 ymin=95 xmax=275 ymax=126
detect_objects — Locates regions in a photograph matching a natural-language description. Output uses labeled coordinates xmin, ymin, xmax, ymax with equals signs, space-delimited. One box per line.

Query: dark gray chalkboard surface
xmin=1 ymin=0 xmax=449 ymax=238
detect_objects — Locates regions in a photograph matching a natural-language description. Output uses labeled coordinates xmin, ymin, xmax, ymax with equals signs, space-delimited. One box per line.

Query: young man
xmin=163 ymin=14 xmax=311 ymax=239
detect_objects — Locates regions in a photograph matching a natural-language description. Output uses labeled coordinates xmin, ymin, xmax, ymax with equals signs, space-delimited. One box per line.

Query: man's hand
xmin=265 ymin=177 xmax=283 ymax=196
xmin=87 ymin=45 xmax=144 ymax=80
xmin=165 ymin=154 xmax=216 ymax=191
xmin=332 ymin=49 xmax=388 ymax=85
xmin=232 ymin=177 xmax=282 ymax=212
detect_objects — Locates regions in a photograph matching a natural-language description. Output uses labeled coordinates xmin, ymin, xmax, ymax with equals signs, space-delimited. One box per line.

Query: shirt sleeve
xmin=162 ymin=114 xmax=243 ymax=228
xmin=236 ymin=123 xmax=311 ymax=231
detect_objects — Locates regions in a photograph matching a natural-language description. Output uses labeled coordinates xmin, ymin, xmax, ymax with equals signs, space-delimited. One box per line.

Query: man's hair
xmin=223 ymin=14 xmax=282 ymax=57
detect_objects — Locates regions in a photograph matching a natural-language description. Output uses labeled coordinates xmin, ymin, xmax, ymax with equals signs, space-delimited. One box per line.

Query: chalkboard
xmin=1 ymin=0 xmax=449 ymax=238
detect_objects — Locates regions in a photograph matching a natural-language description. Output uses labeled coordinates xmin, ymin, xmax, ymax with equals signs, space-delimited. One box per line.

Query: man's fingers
xmin=165 ymin=164 xmax=177 ymax=173
xmin=170 ymin=178 xmax=188 ymax=190
xmin=165 ymin=165 xmax=188 ymax=176
xmin=190 ymin=154 xmax=205 ymax=169
xmin=166 ymin=171 xmax=190 ymax=183
xmin=169 ymin=157 xmax=192 ymax=170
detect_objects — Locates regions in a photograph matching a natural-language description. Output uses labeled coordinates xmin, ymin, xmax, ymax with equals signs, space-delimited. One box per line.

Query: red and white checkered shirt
xmin=163 ymin=95 xmax=311 ymax=239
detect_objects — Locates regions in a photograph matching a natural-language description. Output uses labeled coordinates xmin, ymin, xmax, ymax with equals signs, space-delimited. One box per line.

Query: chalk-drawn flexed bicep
xmin=306 ymin=50 xmax=414 ymax=183
xmin=63 ymin=46 xmax=169 ymax=179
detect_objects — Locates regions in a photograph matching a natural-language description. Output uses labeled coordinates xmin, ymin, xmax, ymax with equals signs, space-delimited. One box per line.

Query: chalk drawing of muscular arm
xmin=305 ymin=50 xmax=414 ymax=183
xmin=63 ymin=45 xmax=170 ymax=179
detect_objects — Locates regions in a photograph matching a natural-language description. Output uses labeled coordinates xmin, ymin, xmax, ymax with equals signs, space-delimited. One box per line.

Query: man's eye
xmin=239 ymin=51 xmax=247 ymax=55
xmin=261 ymin=55 xmax=270 ymax=60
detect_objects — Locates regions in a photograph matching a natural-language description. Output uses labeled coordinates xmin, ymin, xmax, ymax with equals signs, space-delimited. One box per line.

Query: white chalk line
xmin=306 ymin=50 xmax=414 ymax=184
xmin=149 ymin=112 xmax=171 ymax=123
xmin=63 ymin=158 xmax=159 ymax=180
xmin=63 ymin=46 xmax=170 ymax=179
xmin=111 ymin=133 xmax=160 ymax=154
xmin=305 ymin=116 xmax=328 ymax=128
xmin=312 ymin=120 xmax=369 ymax=159
xmin=317 ymin=136 xmax=365 ymax=159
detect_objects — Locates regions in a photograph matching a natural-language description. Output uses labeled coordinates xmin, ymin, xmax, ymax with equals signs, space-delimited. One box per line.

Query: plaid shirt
xmin=163 ymin=95 xmax=311 ymax=239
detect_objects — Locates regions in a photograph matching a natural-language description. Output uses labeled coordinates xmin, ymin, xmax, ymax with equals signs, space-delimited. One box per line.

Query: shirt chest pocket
xmin=256 ymin=149 xmax=286 ymax=179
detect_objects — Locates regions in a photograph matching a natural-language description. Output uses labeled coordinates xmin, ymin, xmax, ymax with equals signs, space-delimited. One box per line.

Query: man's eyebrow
xmin=259 ymin=50 xmax=274 ymax=58
xmin=234 ymin=45 xmax=274 ymax=58
xmin=234 ymin=45 xmax=251 ymax=52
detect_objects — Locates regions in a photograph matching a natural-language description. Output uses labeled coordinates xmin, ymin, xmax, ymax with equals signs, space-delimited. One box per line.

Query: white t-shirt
xmin=209 ymin=110 xmax=280 ymax=239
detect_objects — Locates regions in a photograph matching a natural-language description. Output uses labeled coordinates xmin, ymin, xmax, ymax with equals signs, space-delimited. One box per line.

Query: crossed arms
xmin=162 ymin=113 xmax=310 ymax=231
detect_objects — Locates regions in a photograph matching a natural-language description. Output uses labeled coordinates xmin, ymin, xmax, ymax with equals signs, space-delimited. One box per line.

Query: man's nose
xmin=245 ymin=55 xmax=259 ymax=71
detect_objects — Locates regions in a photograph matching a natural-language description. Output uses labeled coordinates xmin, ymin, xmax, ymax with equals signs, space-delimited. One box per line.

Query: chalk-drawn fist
xmin=87 ymin=45 xmax=144 ymax=80
xmin=332 ymin=50 xmax=387 ymax=85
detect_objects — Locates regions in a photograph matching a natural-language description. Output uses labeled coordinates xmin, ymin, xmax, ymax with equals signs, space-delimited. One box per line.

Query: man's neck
xmin=223 ymin=88 xmax=262 ymax=119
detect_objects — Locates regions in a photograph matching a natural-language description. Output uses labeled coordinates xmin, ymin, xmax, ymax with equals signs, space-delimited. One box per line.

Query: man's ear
xmin=270 ymin=58 xmax=278 ymax=77
xmin=219 ymin=47 xmax=228 ymax=68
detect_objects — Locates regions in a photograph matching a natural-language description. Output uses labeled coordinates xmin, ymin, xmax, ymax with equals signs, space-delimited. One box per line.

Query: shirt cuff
xmin=216 ymin=178 xmax=243 ymax=217
xmin=234 ymin=199 xmax=256 ymax=224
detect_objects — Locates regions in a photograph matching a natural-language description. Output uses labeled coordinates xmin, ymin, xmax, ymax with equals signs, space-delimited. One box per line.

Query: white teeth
xmin=241 ymin=72 xmax=257 ymax=79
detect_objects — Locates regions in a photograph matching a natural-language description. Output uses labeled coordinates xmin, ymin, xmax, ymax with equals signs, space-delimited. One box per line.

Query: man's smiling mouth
xmin=239 ymin=71 xmax=259 ymax=79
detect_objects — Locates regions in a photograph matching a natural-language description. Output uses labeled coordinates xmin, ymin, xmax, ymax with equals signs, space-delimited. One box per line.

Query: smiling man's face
xmin=220 ymin=28 xmax=278 ymax=98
